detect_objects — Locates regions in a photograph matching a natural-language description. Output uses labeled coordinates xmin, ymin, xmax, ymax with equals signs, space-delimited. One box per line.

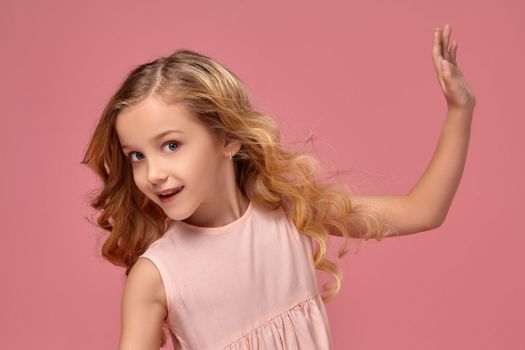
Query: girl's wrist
xmin=447 ymin=104 xmax=475 ymax=119
xmin=447 ymin=98 xmax=476 ymax=114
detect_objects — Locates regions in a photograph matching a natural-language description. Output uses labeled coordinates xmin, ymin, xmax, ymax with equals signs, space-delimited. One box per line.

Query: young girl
xmin=81 ymin=23 xmax=475 ymax=349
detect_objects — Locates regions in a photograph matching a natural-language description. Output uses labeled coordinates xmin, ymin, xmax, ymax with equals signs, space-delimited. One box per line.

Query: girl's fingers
xmin=442 ymin=24 xmax=451 ymax=61
xmin=441 ymin=24 xmax=450 ymax=61
xmin=432 ymin=28 xmax=443 ymax=72
xmin=450 ymin=40 xmax=458 ymax=66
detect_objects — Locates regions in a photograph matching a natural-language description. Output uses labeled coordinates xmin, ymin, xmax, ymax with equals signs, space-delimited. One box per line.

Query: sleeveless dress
xmin=139 ymin=200 xmax=334 ymax=349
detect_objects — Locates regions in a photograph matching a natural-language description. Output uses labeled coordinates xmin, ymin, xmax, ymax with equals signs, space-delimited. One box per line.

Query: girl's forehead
xmin=115 ymin=98 xmax=220 ymax=149
xmin=116 ymin=98 xmax=198 ymax=134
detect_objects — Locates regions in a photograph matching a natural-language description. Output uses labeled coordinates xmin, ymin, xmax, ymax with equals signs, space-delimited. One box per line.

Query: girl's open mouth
xmin=158 ymin=186 xmax=184 ymax=203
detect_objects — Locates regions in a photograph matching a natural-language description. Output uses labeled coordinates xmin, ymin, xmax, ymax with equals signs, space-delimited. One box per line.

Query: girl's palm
xmin=432 ymin=24 xmax=476 ymax=110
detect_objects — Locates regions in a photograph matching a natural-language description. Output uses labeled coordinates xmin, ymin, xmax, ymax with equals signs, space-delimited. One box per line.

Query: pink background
xmin=1 ymin=0 xmax=523 ymax=349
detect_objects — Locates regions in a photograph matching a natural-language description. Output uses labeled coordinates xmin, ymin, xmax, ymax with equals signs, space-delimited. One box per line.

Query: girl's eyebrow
xmin=121 ymin=129 xmax=184 ymax=150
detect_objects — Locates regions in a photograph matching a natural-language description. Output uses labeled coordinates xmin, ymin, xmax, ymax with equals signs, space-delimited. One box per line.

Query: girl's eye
xmin=127 ymin=141 xmax=180 ymax=162
xmin=163 ymin=141 xmax=180 ymax=153
xmin=127 ymin=151 xmax=143 ymax=162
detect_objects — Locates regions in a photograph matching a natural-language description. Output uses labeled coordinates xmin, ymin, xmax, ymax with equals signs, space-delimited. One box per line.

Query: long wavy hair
xmin=81 ymin=49 xmax=392 ymax=346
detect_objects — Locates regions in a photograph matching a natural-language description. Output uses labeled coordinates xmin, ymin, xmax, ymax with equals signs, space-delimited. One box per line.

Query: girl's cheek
xmin=133 ymin=174 xmax=147 ymax=192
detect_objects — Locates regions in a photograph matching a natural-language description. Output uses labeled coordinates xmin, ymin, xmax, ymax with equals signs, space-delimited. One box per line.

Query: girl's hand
xmin=432 ymin=24 xmax=476 ymax=111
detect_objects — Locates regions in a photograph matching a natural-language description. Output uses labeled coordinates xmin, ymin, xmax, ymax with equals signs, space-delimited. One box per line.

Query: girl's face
xmin=115 ymin=96 xmax=238 ymax=223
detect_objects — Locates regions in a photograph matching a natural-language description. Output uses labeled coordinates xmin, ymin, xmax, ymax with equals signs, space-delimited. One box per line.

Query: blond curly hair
xmin=81 ymin=49 xmax=389 ymax=347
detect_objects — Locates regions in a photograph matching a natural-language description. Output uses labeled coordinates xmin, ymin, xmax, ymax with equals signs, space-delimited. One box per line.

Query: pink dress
xmin=139 ymin=200 xmax=334 ymax=349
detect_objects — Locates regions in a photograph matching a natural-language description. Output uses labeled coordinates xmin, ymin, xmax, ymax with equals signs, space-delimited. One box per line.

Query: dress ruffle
xmin=221 ymin=294 xmax=332 ymax=349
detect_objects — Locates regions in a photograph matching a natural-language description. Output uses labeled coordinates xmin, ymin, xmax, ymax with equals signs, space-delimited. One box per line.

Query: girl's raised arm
xmin=343 ymin=24 xmax=476 ymax=238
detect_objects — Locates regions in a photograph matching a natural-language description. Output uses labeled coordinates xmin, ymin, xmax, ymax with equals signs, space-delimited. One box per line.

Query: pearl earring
xmin=228 ymin=151 xmax=232 ymax=159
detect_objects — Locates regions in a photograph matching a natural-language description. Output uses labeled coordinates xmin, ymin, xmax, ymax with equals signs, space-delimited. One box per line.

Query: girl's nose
xmin=147 ymin=164 xmax=168 ymax=184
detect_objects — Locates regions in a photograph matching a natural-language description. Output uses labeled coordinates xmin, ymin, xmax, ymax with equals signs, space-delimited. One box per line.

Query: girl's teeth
xmin=160 ymin=187 xmax=183 ymax=197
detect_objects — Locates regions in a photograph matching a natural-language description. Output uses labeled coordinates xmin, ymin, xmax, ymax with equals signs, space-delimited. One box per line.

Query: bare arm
xmin=335 ymin=24 xmax=476 ymax=238
xmin=118 ymin=258 xmax=168 ymax=350
xmin=350 ymin=107 xmax=473 ymax=236
xmin=407 ymin=107 xmax=473 ymax=227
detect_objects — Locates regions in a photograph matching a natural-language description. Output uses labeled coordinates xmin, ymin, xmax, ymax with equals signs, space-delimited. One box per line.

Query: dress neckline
xmin=174 ymin=200 xmax=254 ymax=235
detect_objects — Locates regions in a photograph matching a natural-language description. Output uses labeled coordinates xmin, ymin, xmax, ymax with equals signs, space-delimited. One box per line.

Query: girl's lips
xmin=158 ymin=186 xmax=184 ymax=203
xmin=156 ymin=186 xmax=183 ymax=195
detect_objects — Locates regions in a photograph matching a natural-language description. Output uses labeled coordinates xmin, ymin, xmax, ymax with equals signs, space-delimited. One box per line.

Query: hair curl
xmin=81 ymin=49 xmax=390 ymax=347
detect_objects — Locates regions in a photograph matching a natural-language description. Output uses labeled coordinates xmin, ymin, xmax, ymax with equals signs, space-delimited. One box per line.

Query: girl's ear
xmin=222 ymin=138 xmax=242 ymax=157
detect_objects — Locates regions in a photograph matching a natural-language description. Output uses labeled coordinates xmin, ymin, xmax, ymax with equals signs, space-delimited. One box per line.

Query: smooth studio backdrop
xmin=1 ymin=0 xmax=523 ymax=349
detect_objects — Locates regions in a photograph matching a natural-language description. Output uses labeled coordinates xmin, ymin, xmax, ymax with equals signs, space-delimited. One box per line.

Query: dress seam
xmin=220 ymin=293 xmax=321 ymax=348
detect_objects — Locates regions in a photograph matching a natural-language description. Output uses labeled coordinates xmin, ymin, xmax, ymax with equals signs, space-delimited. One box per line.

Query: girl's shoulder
xmin=140 ymin=231 xmax=175 ymax=259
